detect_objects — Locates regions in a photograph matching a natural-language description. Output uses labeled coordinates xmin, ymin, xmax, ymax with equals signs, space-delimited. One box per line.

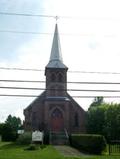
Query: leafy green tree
xmin=0 ymin=123 xmax=17 ymax=141
xmin=5 ymin=115 xmax=22 ymax=132
xmin=0 ymin=123 xmax=4 ymax=135
xmin=0 ymin=115 xmax=22 ymax=141
xmin=87 ymin=106 xmax=105 ymax=135
xmin=89 ymin=97 xmax=104 ymax=109
xmin=87 ymin=102 xmax=120 ymax=141
xmin=87 ymin=97 xmax=105 ymax=135
xmin=104 ymin=104 xmax=120 ymax=140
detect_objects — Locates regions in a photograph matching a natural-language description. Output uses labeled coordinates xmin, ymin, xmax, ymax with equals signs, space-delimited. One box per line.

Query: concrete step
xmin=50 ymin=131 xmax=69 ymax=145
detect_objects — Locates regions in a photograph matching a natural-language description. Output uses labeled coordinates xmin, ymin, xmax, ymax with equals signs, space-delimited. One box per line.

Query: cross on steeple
xmin=55 ymin=16 xmax=59 ymax=23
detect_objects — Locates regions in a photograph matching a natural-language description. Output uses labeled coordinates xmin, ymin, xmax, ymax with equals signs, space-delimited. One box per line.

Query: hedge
xmin=70 ymin=134 xmax=107 ymax=154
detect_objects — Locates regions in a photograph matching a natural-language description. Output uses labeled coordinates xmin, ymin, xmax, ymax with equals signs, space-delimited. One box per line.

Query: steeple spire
xmin=50 ymin=23 xmax=63 ymax=62
xmin=46 ymin=23 xmax=67 ymax=69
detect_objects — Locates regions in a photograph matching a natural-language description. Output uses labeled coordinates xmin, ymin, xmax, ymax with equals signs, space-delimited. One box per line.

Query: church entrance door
xmin=50 ymin=108 xmax=64 ymax=132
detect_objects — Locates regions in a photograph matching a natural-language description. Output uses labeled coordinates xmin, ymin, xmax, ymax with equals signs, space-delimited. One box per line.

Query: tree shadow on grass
xmin=0 ymin=142 xmax=24 ymax=150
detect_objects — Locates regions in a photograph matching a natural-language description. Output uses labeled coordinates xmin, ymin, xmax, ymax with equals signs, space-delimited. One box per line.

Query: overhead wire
xmin=0 ymin=29 xmax=116 ymax=38
xmin=0 ymin=12 xmax=120 ymax=21
xmin=0 ymin=94 xmax=120 ymax=98
xmin=1 ymin=79 xmax=120 ymax=85
xmin=0 ymin=67 xmax=43 ymax=71
xmin=0 ymin=30 xmax=52 ymax=35
xmin=1 ymin=66 xmax=120 ymax=75
xmin=0 ymin=86 xmax=120 ymax=92
xmin=0 ymin=12 xmax=55 ymax=18
xmin=0 ymin=12 xmax=118 ymax=37
xmin=0 ymin=79 xmax=44 ymax=83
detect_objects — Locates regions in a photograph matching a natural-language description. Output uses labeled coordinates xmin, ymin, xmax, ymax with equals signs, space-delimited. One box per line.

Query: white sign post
xmin=32 ymin=131 xmax=43 ymax=144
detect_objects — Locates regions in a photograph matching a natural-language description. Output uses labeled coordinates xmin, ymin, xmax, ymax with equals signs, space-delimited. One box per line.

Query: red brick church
xmin=24 ymin=24 xmax=86 ymax=136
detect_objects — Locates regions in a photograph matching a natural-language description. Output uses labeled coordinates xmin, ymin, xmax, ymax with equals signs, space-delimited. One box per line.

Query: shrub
xmin=16 ymin=132 xmax=32 ymax=145
xmin=70 ymin=134 xmax=107 ymax=154
xmin=24 ymin=143 xmax=46 ymax=151
xmin=24 ymin=144 xmax=38 ymax=151
xmin=40 ymin=144 xmax=46 ymax=149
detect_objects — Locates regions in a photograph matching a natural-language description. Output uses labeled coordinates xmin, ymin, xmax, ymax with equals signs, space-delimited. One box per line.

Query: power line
xmin=0 ymin=67 xmax=43 ymax=71
xmin=0 ymin=94 xmax=120 ymax=98
xmin=0 ymin=30 xmax=117 ymax=38
xmin=0 ymin=94 xmax=37 ymax=97
xmin=0 ymin=86 xmax=44 ymax=90
xmin=0 ymin=30 xmax=52 ymax=35
xmin=0 ymin=12 xmax=55 ymax=18
xmin=1 ymin=79 xmax=120 ymax=85
xmin=1 ymin=86 xmax=120 ymax=92
xmin=73 ymin=96 xmax=120 ymax=98
xmin=1 ymin=66 xmax=120 ymax=75
xmin=0 ymin=12 xmax=120 ymax=21
xmin=0 ymin=79 xmax=44 ymax=83
xmin=69 ymin=70 xmax=120 ymax=75
xmin=0 ymin=30 xmax=93 ymax=37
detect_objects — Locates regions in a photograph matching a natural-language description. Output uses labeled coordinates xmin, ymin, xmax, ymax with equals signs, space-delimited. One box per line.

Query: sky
xmin=0 ymin=0 xmax=120 ymax=122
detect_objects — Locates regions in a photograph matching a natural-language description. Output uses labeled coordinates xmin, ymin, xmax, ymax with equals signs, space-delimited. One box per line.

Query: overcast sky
xmin=0 ymin=0 xmax=120 ymax=122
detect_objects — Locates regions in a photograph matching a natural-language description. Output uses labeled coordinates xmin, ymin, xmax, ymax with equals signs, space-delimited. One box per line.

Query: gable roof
xmin=67 ymin=93 xmax=86 ymax=112
xmin=24 ymin=91 xmax=46 ymax=111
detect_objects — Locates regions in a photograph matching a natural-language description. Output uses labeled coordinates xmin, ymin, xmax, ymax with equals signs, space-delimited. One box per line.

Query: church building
xmin=24 ymin=24 xmax=86 ymax=136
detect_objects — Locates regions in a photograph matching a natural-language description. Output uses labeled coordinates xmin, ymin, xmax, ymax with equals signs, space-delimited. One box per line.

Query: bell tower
xmin=45 ymin=24 xmax=68 ymax=97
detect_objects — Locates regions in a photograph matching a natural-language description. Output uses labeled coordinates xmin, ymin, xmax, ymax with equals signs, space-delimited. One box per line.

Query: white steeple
xmin=46 ymin=23 xmax=67 ymax=69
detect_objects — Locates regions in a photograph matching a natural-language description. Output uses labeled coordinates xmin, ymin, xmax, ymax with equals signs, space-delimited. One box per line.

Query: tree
xmin=89 ymin=97 xmax=104 ymax=109
xmin=104 ymin=104 xmax=120 ymax=140
xmin=5 ymin=115 xmax=22 ymax=132
xmin=87 ymin=102 xmax=120 ymax=141
xmin=87 ymin=106 xmax=105 ymax=135
xmin=0 ymin=115 xmax=22 ymax=141
xmin=1 ymin=123 xmax=17 ymax=141
xmin=0 ymin=123 xmax=4 ymax=135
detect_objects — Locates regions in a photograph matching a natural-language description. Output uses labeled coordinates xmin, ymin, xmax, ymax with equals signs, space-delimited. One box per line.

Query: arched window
xmin=58 ymin=73 xmax=63 ymax=82
xmin=51 ymin=108 xmax=63 ymax=118
xmin=51 ymin=73 xmax=56 ymax=82
xmin=74 ymin=113 xmax=79 ymax=127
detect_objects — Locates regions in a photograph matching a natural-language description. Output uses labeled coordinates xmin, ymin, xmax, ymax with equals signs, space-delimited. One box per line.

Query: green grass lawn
xmin=0 ymin=142 xmax=120 ymax=159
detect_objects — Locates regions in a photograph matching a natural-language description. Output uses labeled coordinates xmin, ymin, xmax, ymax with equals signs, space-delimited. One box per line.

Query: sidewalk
xmin=54 ymin=145 xmax=87 ymax=157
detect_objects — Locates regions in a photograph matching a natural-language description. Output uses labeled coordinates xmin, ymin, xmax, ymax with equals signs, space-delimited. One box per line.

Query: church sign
xmin=32 ymin=131 xmax=43 ymax=142
xmin=17 ymin=130 xmax=24 ymax=135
